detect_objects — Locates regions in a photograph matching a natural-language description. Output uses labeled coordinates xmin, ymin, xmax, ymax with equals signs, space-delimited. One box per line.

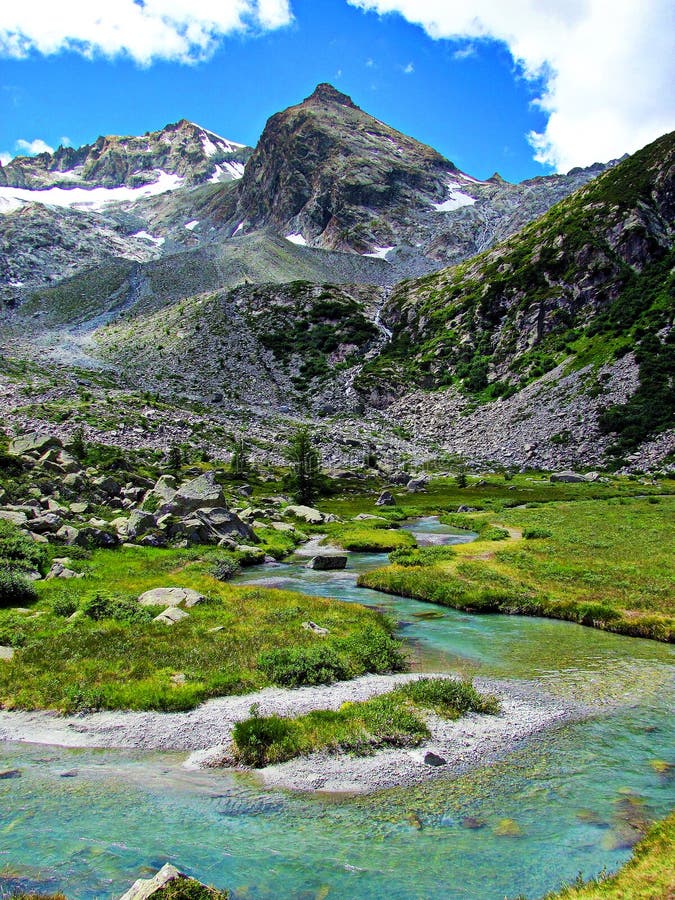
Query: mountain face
xmin=0 ymin=85 xmax=673 ymax=471
xmin=0 ymin=120 xmax=252 ymax=191
xmin=230 ymin=83 xmax=613 ymax=269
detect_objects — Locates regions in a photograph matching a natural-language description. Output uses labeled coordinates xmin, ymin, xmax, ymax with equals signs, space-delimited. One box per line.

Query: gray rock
xmin=138 ymin=587 xmax=204 ymax=608
xmin=194 ymin=507 xmax=258 ymax=543
xmin=74 ymin=527 xmax=119 ymax=548
xmin=306 ymin=555 xmax=348 ymax=571
xmin=56 ymin=524 xmax=80 ymax=544
xmin=92 ymin=475 xmax=122 ymax=497
xmin=150 ymin=474 xmax=177 ymax=503
xmin=584 ymin=471 xmax=600 ymax=482
xmin=406 ymin=477 xmax=428 ymax=493
xmin=153 ymin=607 xmax=190 ymax=625
xmin=283 ymin=505 xmax=324 ymax=524
xmin=375 ymin=491 xmax=395 ymax=506
xmin=9 ymin=432 xmax=62 ymax=456
xmin=118 ymin=864 xmax=198 ymax=900
xmin=0 ymin=647 xmax=16 ymax=662
xmin=0 ymin=510 xmax=27 ymax=526
xmin=69 ymin=501 xmax=89 ymax=514
xmin=302 ymin=620 xmax=329 ymax=635
xmin=0 ymin=766 xmax=21 ymax=776
xmin=30 ymin=513 xmax=63 ymax=534
xmin=127 ymin=509 xmax=157 ymax=538
xmin=46 ymin=561 xmax=82 ymax=580
xmin=163 ymin=472 xmax=225 ymax=515
xmin=550 ymin=471 xmax=586 ymax=483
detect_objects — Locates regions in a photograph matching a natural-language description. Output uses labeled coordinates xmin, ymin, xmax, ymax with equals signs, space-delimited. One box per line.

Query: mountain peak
xmin=304 ymin=83 xmax=358 ymax=109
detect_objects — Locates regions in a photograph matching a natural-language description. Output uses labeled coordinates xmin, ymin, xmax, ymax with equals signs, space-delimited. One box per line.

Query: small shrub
xmin=339 ymin=625 xmax=406 ymax=674
xmin=389 ymin=546 xmax=456 ymax=567
xmin=0 ymin=567 xmax=37 ymax=608
xmin=0 ymin=520 xmax=49 ymax=574
xmin=81 ymin=593 xmax=152 ymax=623
xmin=400 ymin=678 xmax=500 ymax=717
xmin=211 ymin=556 xmax=241 ymax=581
xmin=257 ymin=645 xmax=348 ymax=687
xmin=481 ymin=527 xmax=511 ymax=541
xmin=233 ymin=713 xmax=299 ymax=767
xmin=52 ymin=597 xmax=78 ymax=617
xmin=523 ymin=528 xmax=553 ymax=539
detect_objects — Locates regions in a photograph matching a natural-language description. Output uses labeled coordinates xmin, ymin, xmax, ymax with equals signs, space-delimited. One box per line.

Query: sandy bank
xmin=0 ymin=674 xmax=581 ymax=794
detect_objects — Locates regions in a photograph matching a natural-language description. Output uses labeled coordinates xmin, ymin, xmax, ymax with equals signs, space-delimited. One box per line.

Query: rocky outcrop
xmin=118 ymin=862 xmax=228 ymax=900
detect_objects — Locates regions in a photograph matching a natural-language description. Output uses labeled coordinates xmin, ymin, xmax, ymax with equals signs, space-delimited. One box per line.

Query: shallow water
xmin=1 ymin=518 xmax=673 ymax=899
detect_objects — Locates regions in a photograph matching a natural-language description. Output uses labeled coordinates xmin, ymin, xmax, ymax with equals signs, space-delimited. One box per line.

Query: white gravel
xmin=0 ymin=673 xmax=581 ymax=794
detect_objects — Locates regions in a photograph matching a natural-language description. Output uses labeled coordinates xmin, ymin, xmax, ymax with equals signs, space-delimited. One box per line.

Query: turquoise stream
xmin=1 ymin=519 xmax=673 ymax=899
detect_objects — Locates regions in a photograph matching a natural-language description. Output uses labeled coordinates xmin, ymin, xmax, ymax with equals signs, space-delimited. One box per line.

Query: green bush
xmin=338 ymin=625 xmax=406 ymax=674
xmin=389 ymin=546 xmax=456 ymax=567
xmin=481 ymin=526 xmax=511 ymax=541
xmin=257 ymin=645 xmax=348 ymax=687
xmin=232 ymin=712 xmax=300 ymax=767
xmin=0 ymin=567 xmax=37 ymax=608
xmin=52 ymin=597 xmax=78 ymax=617
xmin=523 ymin=528 xmax=553 ymax=539
xmin=80 ymin=593 xmax=152 ymax=624
xmin=211 ymin=556 xmax=241 ymax=581
xmin=0 ymin=520 xmax=49 ymax=574
xmin=400 ymin=678 xmax=500 ymax=717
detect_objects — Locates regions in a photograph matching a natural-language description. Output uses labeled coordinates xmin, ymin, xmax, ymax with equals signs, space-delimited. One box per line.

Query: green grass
xmin=539 ymin=811 xmax=675 ymax=899
xmin=321 ymin=522 xmax=415 ymax=552
xmin=0 ymin=544 xmax=403 ymax=712
xmin=232 ymin=677 xmax=499 ymax=766
xmin=359 ymin=497 xmax=675 ymax=642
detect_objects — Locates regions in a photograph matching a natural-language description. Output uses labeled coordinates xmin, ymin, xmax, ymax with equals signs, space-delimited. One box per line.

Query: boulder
xmin=406 ymin=478 xmax=428 ymax=493
xmin=0 ymin=510 xmax=27 ymax=526
xmin=150 ymin=474 xmax=177 ymax=503
xmin=46 ymin=561 xmax=83 ymax=580
xmin=30 ymin=513 xmax=63 ymax=534
xmin=388 ymin=471 xmax=410 ymax=486
xmin=306 ymin=555 xmax=348 ymax=571
xmin=9 ymin=432 xmax=62 ymax=456
xmin=375 ymin=491 xmax=395 ymax=506
xmin=584 ymin=471 xmax=600 ymax=482
xmin=0 ymin=647 xmax=15 ymax=662
xmin=354 ymin=513 xmax=387 ymax=521
xmin=56 ymin=524 xmax=80 ymax=544
xmin=63 ymin=473 xmax=85 ymax=490
xmin=550 ymin=471 xmax=586 ymax=483
xmin=127 ymin=509 xmax=157 ymax=539
xmin=92 ymin=475 xmax=122 ymax=497
xmin=153 ymin=607 xmax=190 ymax=625
xmin=195 ymin=507 xmax=258 ymax=543
xmin=69 ymin=501 xmax=89 ymax=514
xmin=162 ymin=472 xmax=225 ymax=515
xmin=283 ymin=505 xmax=324 ymax=524
xmin=138 ymin=587 xmax=204 ymax=608
xmin=74 ymin=527 xmax=119 ymax=549
xmin=56 ymin=450 xmax=81 ymax=473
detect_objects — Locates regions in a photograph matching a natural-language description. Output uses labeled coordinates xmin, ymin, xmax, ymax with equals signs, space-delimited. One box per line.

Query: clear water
xmin=1 ymin=518 xmax=673 ymax=899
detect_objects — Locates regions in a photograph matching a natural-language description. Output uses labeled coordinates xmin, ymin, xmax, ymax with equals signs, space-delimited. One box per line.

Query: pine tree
xmin=285 ymin=427 xmax=321 ymax=504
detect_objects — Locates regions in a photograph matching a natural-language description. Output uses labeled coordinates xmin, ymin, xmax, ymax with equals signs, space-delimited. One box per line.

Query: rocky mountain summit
xmin=0 ymin=119 xmax=252 ymax=191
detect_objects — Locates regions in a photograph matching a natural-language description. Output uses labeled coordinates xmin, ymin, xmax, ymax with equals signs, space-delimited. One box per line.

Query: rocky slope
xmin=229 ymin=83 xmax=614 ymax=266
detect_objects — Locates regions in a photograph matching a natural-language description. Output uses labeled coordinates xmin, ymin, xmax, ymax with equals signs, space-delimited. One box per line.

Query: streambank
xmin=0 ymin=673 xmax=582 ymax=794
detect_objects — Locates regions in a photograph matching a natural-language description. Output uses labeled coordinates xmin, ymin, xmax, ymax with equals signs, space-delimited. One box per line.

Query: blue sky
xmin=1 ymin=0 xmax=673 ymax=182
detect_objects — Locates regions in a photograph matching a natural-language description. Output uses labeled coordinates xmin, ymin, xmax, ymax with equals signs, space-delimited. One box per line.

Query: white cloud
xmin=16 ymin=138 xmax=54 ymax=155
xmin=403 ymin=61 xmax=414 ymax=74
xmin=453 ymin=44 xmax=475 ymax=61
xmin=347 ymin=0 xmax=675 ymax=172
xmin=60 ymin=136 xmax=72 ymax=147
xmin=0 ymin=152 xmax=11 ymax=166
xmin=0 ymin=0 xmax=292 ymax=65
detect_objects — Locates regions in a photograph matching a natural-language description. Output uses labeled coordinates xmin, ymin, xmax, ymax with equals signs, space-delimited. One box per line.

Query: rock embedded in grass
xmin=154 ymin=607 xmax=190 ymax=625
xmin=138 ymin=587 xmax=204 ymax=608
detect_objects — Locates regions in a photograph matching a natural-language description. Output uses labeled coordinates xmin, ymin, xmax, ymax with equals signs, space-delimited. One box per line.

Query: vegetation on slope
xmin=357 ymin=131 xmax=674 ymax=454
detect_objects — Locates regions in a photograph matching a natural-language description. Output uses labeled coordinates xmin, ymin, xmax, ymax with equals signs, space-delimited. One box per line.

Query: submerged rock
xmin=306 ymin=555 xmax=348 ymax=570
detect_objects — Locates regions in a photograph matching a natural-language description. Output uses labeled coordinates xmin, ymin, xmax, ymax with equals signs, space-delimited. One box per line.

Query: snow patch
xmin=184 ymin=220 xmax=199 ymax=231
xmin=363 ymin=246 xmax=393 ymax=260
xmin=285 ymin=232 xmax=307 ymax=246
xmin=232 ymin=221 xmax=245 ymax=236
xmin=432 ymin=180 xmax=477 ymax=212
xmin=190 ymin=123 xmax=245 ymax=152
xmin=132 ymin=230 xmax=165 ymax=247
xmin=0 ymin=170 xmax=183 ymax=215
xmin=209 ymin=161 xmax=245 ymax=183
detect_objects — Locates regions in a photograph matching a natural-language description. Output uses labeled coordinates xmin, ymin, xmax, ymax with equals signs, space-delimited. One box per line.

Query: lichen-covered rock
xmin=9 ymin=432 xmax=62 ymax=456
xmin=138 ymin=587 xmax=204 ymax=608
xmin=283 ymin=505 xmax=324 ymax=524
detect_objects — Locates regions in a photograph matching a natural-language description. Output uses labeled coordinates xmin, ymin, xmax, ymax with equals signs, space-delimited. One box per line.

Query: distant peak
xmin=304 ymin=83 xmax=358 ymax=109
